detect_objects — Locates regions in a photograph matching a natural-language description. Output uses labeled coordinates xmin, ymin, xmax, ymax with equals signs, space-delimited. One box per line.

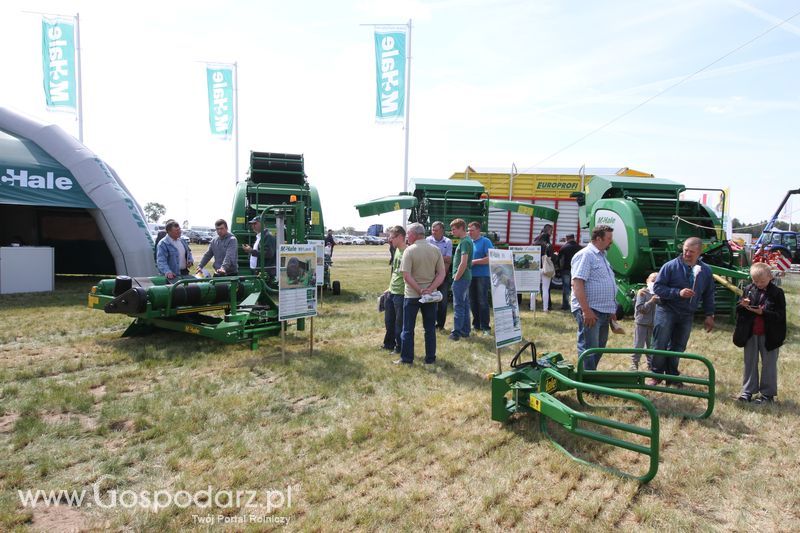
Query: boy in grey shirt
xmin=631 ymin=272 xmax=659 ymax=371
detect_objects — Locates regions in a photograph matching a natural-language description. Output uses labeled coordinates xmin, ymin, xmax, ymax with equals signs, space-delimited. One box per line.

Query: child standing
xmin=631 ymin=272 xmax=659 ymax=371
xmin=733 ymin=262 xmax=787 ymax=404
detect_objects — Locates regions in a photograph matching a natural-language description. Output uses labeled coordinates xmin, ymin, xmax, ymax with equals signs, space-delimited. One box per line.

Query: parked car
xmin=351 ymin=237 xmax=366 ymax=245
xmin=186 ymin=230 xmax=212 ymax=244
xmin=364 ymin=235 xmax=384 ymax=245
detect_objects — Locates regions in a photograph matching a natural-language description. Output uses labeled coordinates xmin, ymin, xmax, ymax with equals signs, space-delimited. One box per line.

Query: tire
xmin=779 ymin=248 xmax=792 ymax=261
xmin=332 ymin=280 xmax=341 ymax=295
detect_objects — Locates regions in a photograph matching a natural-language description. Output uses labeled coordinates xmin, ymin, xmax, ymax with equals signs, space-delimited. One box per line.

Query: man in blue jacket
xmin=649 ymin=237 xmax=715 ymax=384
xmin=156 ymin=220 xmax=194 ymax=281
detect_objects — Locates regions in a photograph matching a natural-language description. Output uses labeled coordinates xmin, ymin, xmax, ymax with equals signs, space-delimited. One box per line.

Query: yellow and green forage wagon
xmin=87 ymin=152 xmax=333 ymax=349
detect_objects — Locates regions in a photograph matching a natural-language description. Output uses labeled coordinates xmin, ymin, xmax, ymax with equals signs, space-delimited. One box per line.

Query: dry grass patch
xmin=0 ymin=251 xmax=799 ymax=530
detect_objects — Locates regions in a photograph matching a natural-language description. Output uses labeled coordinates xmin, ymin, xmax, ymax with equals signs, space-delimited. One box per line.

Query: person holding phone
xmin=733 ymin=262 xmax=787 ymax=404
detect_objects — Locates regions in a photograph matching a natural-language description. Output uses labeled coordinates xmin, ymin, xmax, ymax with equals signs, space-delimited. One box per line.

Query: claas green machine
xmin=87 ymin=152 xmax=330 ymax=348
xmin=355 ymin=178 xmax=559 ymax=239
xmin=492 ymin=343 xmax=715 ymax=482
xmin=573 ymin=175 xmax=749 ymax=315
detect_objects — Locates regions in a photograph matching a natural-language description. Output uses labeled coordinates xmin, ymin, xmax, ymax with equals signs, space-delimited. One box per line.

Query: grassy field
xmin=1 ymin=246 xmax=799 ymax=531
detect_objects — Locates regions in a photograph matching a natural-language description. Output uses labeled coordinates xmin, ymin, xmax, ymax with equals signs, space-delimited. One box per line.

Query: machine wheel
xmin=779 ymin=248 xmax=792 ymax=261
xmin=332 ymin=280 xmax=341 ymax=295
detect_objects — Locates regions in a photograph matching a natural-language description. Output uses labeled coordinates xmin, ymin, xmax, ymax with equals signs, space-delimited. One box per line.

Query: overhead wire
xmin=517 ymin=7 xmax=800 ymax=173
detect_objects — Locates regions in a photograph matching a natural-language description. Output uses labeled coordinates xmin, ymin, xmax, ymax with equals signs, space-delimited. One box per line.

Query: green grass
xmin=1 ymin=247 xmax=799 ymax=530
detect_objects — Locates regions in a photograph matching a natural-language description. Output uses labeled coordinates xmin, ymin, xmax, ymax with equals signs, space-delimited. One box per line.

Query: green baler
xmin=86 ymin=151 xmax=332 ymax=348
xmin=231 ymin=151 xmax=338 ymax=293
xmin=355 ymin=178 xmax=559 ymax=240
xmin=574 ymin=175 xmax=749 ymax=315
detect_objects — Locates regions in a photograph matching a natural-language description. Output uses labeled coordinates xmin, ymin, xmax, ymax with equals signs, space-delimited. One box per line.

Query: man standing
xmin=156 ymin=220 xmax=194 ymax=281
xmin=397 ymin=223 xmax=445 ymax=366
xmin=448 ymin=219 xmax=473 ymax=341
xmin=468 ymin=221 xmax=494 ymax=336
xmin=557 ymin=234 xmax=582 ymax=310
xmin=649 ymin=237 xmax=715 ymax=385
xmin=570 ymin=225 xmax=617 ymax=370
xmin=242 ymin=217 xmax=276 ymax=276
xmin=196 ymin=219 xmax=238 ymax=277
xmin=426 ymin=221 xmax=453 ymax=331
xmin=324 ymin=229 xmax=336 ymax=259
xmin=381 ymin=226 xmax=407 ymax=354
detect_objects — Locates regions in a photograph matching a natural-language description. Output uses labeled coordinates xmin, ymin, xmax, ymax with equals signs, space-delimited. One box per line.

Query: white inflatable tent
xmin=0 ymin=107 xmax=157 ymax=276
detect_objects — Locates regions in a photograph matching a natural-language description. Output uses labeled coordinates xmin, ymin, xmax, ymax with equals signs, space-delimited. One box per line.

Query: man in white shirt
xmin=426 ymin=221 xmax=453 ymax=331
xmin=242 ymin=217 xmax=276 ymax=275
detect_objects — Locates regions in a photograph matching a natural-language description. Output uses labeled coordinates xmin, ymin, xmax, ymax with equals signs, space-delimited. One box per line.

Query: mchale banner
xmin=206 ymin=65 xmax=234 ymax=138
xmin=42 ymin=17 xmax=77 ymax=110
xmin=374 ymin=29 xmax=406 ymax=121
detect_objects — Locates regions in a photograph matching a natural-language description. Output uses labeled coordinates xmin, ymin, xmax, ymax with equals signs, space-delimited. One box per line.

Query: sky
xmin=2 ymin=0 xmax=799 ymax=232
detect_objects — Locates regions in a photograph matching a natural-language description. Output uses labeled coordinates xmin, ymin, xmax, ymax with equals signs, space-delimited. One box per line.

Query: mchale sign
xmin=2 ymin=168 xmax=74 ymax=190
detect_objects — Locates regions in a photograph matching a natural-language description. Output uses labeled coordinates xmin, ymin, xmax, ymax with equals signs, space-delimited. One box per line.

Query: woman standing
xmin=530 ymin=224 xmax=554 ymax=312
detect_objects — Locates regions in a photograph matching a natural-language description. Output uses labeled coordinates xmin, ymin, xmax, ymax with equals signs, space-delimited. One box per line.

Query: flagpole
xmin=233 ymin=61 xmax=239 ymax=185
xmin=402 ymin=19 xmax=412 ymax=226
xmin=74 ymin=12 xmax=84 ymax=142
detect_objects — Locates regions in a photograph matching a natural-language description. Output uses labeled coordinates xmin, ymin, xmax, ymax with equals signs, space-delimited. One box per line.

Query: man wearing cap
xmin=557 ymin=234 xmax=582 ymax=310
xmin=196 ymin=219 xmax=238 ymax=277
xmin=242 ymin=217 xmax=276 ymax=276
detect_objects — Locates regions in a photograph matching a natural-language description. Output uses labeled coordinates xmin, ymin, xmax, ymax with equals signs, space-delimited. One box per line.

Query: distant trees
xmin=143 ymin=202 xmax=166 ymax=224
xmin=732 ymin=219 xmax=800 ymax=235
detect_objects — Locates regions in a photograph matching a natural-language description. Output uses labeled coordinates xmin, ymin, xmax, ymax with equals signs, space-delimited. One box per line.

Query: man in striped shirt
xmin=570 ymin=224 xmax=618 ymax=370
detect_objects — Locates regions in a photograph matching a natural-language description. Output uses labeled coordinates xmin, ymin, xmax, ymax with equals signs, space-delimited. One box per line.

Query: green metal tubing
xmin=538 ymin=368 xmax=659 ymax=483
xmin=576 ymin=347 xmax=715 ymax=419
xmin=161 ymin=275 xmax=265 ymax=316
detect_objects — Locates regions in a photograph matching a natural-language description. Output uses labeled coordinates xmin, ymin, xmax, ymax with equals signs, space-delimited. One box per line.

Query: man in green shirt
xmin=382 ymin=226 xmax=407 ymax=353
xmin=449 ymin=218 xmax=473 ymax=340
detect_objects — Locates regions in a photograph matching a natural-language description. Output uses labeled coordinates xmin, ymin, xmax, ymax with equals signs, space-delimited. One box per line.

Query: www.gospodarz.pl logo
xmin=18 ymin=477 xmax=298 ymax=514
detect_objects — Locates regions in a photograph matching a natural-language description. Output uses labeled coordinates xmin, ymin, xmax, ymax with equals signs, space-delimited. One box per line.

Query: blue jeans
xmin=573 ymin=308 xmax=611 ymax=371
xmin=383 ymin=293 xmax=404 ymax=351
xmin=400 ymin=297 xmax=437 ymax=364
xmin=451 ymin=278 xmax=471 ymax=338
xmin=435 ymin=277 xmax=451 ymax=329
xmin=561 ymin=271 xmax=572 ymax=309
xmin=470 ymin=276 xmax=491 ymax=331
xmin=651 ymin=306 xmax=692 ymax=376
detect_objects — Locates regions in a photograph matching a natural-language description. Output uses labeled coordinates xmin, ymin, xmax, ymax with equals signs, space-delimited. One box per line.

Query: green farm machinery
xmin=492 ymin=342 xmax=715 ymax=482
xmin=573 ymin=175 xmax=749 ymax=315
xmin=232 ymin=151 xmax=339 ymax=294
xmin=355 ymin=178 xmax=559 ymax=241
xmin=87 ymin=152 xmax=330 ymax=348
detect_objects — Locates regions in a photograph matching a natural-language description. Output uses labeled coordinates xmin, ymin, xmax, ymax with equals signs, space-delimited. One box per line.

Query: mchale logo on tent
xmin=2 ymin=169 xmax=74 ymax=190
